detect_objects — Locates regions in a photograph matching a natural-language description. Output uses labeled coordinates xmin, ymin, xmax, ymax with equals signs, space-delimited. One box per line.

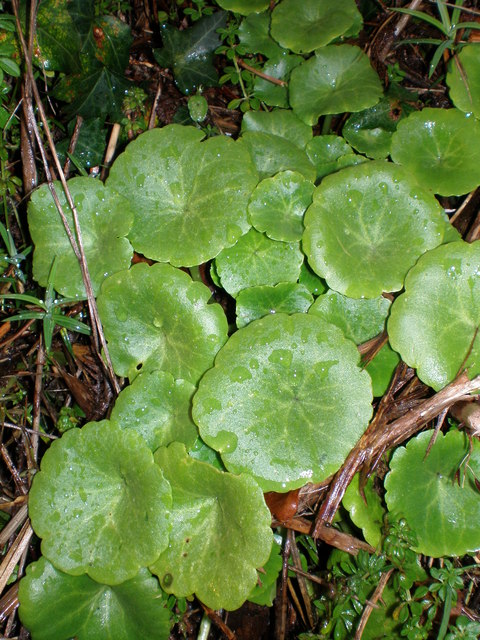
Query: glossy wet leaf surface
xmin=193 ymin=313 xmax=373 ymax=491
xmin=110 ymin=370 xmax=197 ymax=451
xmin=153 ymin=12 xmax=227 ymax=95
xmin=365 ymin=342 xmax=400 ymax=397
xmin=390 ymin=108 xmax=480 ymax=196
xmin=215 ymin=0 xmax=269 ymax=14
xmin=240 ymin=131 xmax=316 ymax=181
xmin=236 ymin=283 xmax=313 ymax=328
xmin=342 ymin=98 xmax=403 ymax=159
xmin=385 ymin=430 xmax=480 ymax=557
xmin=289 ymin=45 xmax=383 ymax=125
xmin=241 ymin=109 xmax=312 ymax=149
xmin=28 ymin=177 xmax=133 ymax=298
xmin=107 ymin=125 xmax=258 ymax=266
xmin=388 ymin=241 xmax=480 ymax=391
xmin=248 ymin=171 xmax=314 ymax=242
xmin=28 ymin=421 xmax=172 ymax=585
xmin=97 ymin=263 xmax=228 ymax=384
xmin=54 ymin=16 xmax=133 ymax=120
xmin=447 ymin=44 xmax=480 ymax=119
xmin=305 ymin=135 xmax=359 ymax=181
xmin=33 ymin=0 xmax=85 ymax=73
xmin=214 ymin=229 xmax=303 ymax=297
xmin=303 ymin=161 xmax=445 ymax=298
xmin=151 ymin=442 xmax=273 ymax=610
xmin=271 ymin=0 xmax=362 ymax=53
xmin=343 ymin=475 xmax=385 ymax=548
xmin=238 ymin=12 xmax=284 ymax=58
xmin=19 ymin=560 xmax=171 ymax=640
xmin=253 ymin=53 xmax=302 ymax=108
xmin=309 ymin=290 xmax=390 ymax=344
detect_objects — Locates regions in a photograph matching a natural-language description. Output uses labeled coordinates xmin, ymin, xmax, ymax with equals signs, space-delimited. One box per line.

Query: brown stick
xmin=355 ymin=569 xmax=394 ymax=639
xmin=237 ymin=57 xmax=288 ymax=87
xmin=313 ymin=372 xmax=480 ymax=535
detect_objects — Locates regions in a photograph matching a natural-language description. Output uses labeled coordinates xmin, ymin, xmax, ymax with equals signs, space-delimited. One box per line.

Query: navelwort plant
xmin=15 ymin=1 xmax=480 ymax=638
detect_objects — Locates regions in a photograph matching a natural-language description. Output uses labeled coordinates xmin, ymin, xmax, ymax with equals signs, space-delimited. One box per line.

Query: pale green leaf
xmin=193 ymin=313 xmax=373 ymax=491
xmin=388 ymin=240 xmax=480 ymax=391
xmin=151 ymin=442 xmax=273 ymax=610
xmin=28 ymin=421 xmax=172 ymax=585
xmin=97 ymin=263 xmax=228 ymax=384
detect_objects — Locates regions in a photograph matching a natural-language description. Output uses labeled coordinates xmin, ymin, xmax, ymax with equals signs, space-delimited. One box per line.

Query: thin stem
xmin=197 ymin=613 xmax=212 ymax=640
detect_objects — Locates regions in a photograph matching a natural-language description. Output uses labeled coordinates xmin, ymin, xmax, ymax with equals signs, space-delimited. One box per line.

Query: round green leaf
xmin=343 ymin=475 xmax=385 ymax=548
xmin=19 ymin=560 xmax=171 ymax=640
xmin=28 ymin=421 xmax=172 ymax=585
xmin=238 ymin=12 xmax=284 ymax=58
xmin=236 ymin=283 xmax=313 ymax=328
xmin=303 ymin=161 xmax=446 ymax=298
xmin=214 ymin=0 xmax=269 ymax=15
xmin=305 ymin=135 xmax=358 ymax=181
xmin=289 ymin=45 xmax=383 ymax=125
xmin=110 ymin=370 xmax=197 ymax=451
xmin=365 ymin=342 xmax=400 ymax=397
xmin=343 ymin=98 xmax=402 ymax=159
xmin=240 ymin=131 xmax=316 ymax=181
xmin=271 ymin=0 xmax=362 ymax=53
xmin=447 ymin=44 xmax=480 ymax=119
xmin=309 ymin=290 xmax=390 ymax=344
xmin=388 ymin=241 xmax=480 ymax=391
xmin=241 ymin=109 xmax=313 ymax=149
xmin=390 ymin=108 xmax=480 ymax=196
xmin=28 ymin=178 xmax=134 ymax=298
xmin=385 ymin=430 xmax=480 ymax=557
xmin=193 ymin=313 xmax=373 ymax=491
xmin=97 ymin=263 xmax=228 ymax=384
xmin=248 ymin=171 xmax=314 ymax=242
xmin=107 ymin=125 xmax=258 ymax=266
xmin=214 ymin=229 xmax=303 ymax=297
xmin=253 ymin=53 xmax=303 ymax=108
xmin=298 ymin=260 xmax=327 ymax=296
xmin=151 ymin=442 xmax=273 ymax=611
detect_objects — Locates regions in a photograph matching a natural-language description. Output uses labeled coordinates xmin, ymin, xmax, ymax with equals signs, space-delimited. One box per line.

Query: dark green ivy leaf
xmin=54 ymin=15 xmax=133 ymax=120
xmin=153 ymin=11 xmax=227 ymax=95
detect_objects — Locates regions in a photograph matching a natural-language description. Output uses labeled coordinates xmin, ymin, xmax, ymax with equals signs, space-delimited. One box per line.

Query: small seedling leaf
xmin=28 ymin=177 xmax=134 ymax=298
xmin=385 ymin=430 xmax=480 ymax=557
xmin=342 ymin=474 xmax=385 ymax=548
xmin=151 ymin=442 xmax=273 ymax=611
xmin=253 ymin=53 xmax=303 ymax=108
xmin=248 ymin=171 xmax=314 ymax=242
xmin=110 ymin=370 xmax=197 ymax=451
xmin=342 ymin=98 xmax=403 ymax=159
xmin=390 ymin=108 xmax=480 ymax=196
xmin=97 ymin=263 xmax=228 ymax=383
xmin=388 ymin=240 xmax=480 ymax=391
xmin=214 ymin=228 xmax=303 ymax=297
xmin=193 ymin=313 xmax=373 ymax=491
xmin=289 ymin=45 xmax=383 ymax=125
xmin=28 ymin=420 xmax=172 ymax=585
xmin=240 ymin=131 xmax=316 ymax=181
xmin=236 ymin=282 xmax=313 ymax=328
xmin=305 ymin=135 xmax=359 ymax=181
xmin=303 ymin=161 xmax=445 ymax=298
xmin=309 ymin=290 xmax=391 ymax=344
xmin=19 ymin=559 xmax=171 ymax=640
